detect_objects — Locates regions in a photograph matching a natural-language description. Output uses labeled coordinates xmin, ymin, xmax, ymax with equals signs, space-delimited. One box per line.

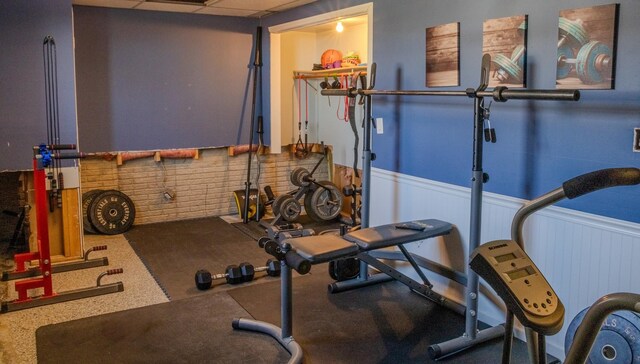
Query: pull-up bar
xmin=322 ymin=83 xmax=579 ymax=101
xmin=321 ymin=55 xmax=581 ymax=360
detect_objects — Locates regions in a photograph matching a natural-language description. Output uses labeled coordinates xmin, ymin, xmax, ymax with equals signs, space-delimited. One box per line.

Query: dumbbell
xmin=195 ymin=265 xmax=243 ymax=290
xmin=238 ymin=260 xmax=282 ymax=282
xmin=492 ymin=21 xmax=527 ymax=83
xmin=557 ymin=41 xmax=612 ymax=84
xmin=558 ymin=17 xmax=589 ymax=50
xmin=194 ymin=260 xmax=281 ymax=290
xmin=555 ymin=17 xmax=591 ymax=79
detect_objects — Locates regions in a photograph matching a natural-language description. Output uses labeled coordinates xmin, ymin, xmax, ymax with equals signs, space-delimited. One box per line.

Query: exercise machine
xmin=231 ymin=55 xmax=581 ymax=362
xmin=469 ymin=167 xmax=640 ymax=364
xmin=323 ymin=55 xmax=580 ymax=359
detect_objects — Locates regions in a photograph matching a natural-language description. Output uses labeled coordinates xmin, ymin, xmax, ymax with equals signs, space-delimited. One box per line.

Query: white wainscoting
xmin=369 ymin=167 xmax=640 ymax=359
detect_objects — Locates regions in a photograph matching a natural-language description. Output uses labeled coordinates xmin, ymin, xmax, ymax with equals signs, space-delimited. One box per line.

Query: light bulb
xmin=336 ymin=21 xmax=344 ymax=33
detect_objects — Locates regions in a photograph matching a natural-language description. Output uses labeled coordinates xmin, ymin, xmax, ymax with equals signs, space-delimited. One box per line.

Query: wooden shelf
xmin=293 ymin=66 xmax=367 ymax=80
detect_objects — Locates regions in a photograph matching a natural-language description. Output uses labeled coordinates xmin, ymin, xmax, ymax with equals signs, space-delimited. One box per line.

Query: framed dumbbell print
xmin=482 ymin=15 xmax=528 ymax=88
xmin=556 ymin=4 xmax=619 ymax=90
xmin=425 ymin=22 xmax=460 ymax=87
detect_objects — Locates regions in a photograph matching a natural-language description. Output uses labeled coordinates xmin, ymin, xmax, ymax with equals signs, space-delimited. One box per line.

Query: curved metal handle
xmin=565 ymin=293 xmax=640 ymax=364
xmin=511 ymin=167 xmax=640 ymax=245
xmin=563 ymin=167 xmax=640 ymax=199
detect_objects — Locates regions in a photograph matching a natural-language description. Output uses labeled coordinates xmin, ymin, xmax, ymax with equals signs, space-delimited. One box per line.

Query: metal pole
xmin=243 ymin=26 xmax=262 ymax=223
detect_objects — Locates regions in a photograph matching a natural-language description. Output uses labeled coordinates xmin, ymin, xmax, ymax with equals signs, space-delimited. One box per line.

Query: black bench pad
xmin=343 ymin=219 xmax=452 ymax=251
xmin=285 ymin=234 xmax=359 ymax=264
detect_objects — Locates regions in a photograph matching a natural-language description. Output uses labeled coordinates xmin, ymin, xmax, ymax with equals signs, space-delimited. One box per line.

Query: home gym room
xmin=1 ymin=0 xmax=639 ymax=363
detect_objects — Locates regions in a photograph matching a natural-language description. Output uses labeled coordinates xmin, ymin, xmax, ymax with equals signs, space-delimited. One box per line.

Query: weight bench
xmin=233 ymin=218 xmax=463 ymax=363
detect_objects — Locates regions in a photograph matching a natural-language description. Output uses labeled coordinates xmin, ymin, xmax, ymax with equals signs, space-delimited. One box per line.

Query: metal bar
xmin=464 ymin=96 xmax=485 ymax=341
xmin=328 ymin=271 xmax=393 ymax=293
xmin=357 ymin=254 xmax=466 ymax=315
xmin=427 ymin=325 xmax=506 ymax=359
xmin=1 ymin=282 xmax=123 ymax=313
xmin=367 ymin=250 xmax=467 ymax=286
xmin=232 ymin=318 xmax=303 ymax=364
xmin=397 ymin=244 xmax=432 ymax=286
xmin=281 ymin=259 xmax=293 ymax=338
xmin=511 ymin=188 xmax=565 ymax=246
xmin=321 ymin=88 xmax=580 ymax=101
xmin=2 ymin=257 xmax=109 ymax=281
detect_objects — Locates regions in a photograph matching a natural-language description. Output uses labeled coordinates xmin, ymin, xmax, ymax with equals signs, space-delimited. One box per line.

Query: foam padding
xmin=343 ymin=219 xmax=452 ymax=250
xmin=284 ymin=234 xmax=359 ymax=264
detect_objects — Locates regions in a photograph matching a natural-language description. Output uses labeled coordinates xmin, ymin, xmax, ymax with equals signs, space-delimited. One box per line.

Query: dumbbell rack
xmin=1 ymin=145 xmax=124 ymax=313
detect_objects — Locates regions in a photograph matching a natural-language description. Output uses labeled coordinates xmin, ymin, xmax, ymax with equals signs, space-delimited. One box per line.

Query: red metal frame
xmin=13 ymin=157 xmax=54 ymax=301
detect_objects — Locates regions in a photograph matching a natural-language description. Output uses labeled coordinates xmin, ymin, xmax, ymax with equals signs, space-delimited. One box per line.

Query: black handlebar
xmin=285 ymin=251 xmax=311 ymax=275
xmin=563 ymin=168 xmax=640 ymax=200
xmin=486 ymin=87 xmax=580 ymax=102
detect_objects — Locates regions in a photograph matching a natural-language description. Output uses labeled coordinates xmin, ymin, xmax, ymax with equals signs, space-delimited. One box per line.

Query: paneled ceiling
xmin=72 ymin=0 xmax=317 ymax=18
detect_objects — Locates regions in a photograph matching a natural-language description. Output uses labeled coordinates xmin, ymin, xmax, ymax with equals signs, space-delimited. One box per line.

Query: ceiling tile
xmin=269 ymin=0 xmax=315 ymax=12
xmin=195 ymin=6 xmax=258 ymax=17
xmin=209 ymin=0 xmax=294 ymax=11
xmin=73 ymin=0 xmax=142 ymax=9
xmin=135 ymin=1 xmax=203 ymax=13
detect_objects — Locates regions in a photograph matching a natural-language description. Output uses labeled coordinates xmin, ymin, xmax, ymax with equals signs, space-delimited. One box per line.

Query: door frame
xmin=268 ymin=3 xmax=373 ymax=153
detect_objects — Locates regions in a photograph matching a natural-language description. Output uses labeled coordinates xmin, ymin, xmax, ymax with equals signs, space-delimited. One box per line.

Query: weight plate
xmin=556 ymin=44 xmax=575 ymax=79
xmin=565 ymin=308 xmax=640 ymax=363
xmin=328 ymin=258 xmax=360 ymax=281
xmin=492 ymin=53 xmax=522 ymax=82
xmin=272 ymin=194 xmax=290 ymax=217
xmin=89 ymin=190 xmax=136 ymax=235
xmin=576 ymin=41 xmax=611 ymax=84
xmin=304 ymin=181 xmax=343 ymax=222
xmin=290 ymin=167 xmax=310 ymax=187
xmin=82 ymin=189 xmax=103 ymax=234
xmin=511 ymin=44 xmax=525 ymax=70
xmin=280 ymin=196 xmax=301 ymax=222
xmin=558 ymin=17 xmax=589 ymax=48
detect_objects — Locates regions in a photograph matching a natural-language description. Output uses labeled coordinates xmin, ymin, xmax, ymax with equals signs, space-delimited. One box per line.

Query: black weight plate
xmin=328 ymin=258 xmax=360 ymax=281
xmin=82 ymin=189 xmax=103 ymax=234
xmin=290 ymin=167 xmax=310 ymax=187
xmin=565 ymin=307 xmax=640 ymax=363
xmin=272 ymin=194 xmax=290 ymax=217
xmin=304 ymin=181 xmax=343 ymax=222
xmin=280 ymin=196 xmax=301 ymax=222
xmin=89 ymin=190 xmax=136 ymax=235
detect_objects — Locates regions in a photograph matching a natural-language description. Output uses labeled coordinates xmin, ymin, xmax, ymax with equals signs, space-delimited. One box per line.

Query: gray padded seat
xmin=284 ymin=233 xmax=359 ymax=264
xmin=343 ymin=219 xmax=452 ymax=251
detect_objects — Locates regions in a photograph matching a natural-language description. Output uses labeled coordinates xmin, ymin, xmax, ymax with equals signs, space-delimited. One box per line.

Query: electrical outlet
xmin=635 ymin=128 xmax=640 ymax=152
xmin=376 ymin=118 xmax=384 ymax=134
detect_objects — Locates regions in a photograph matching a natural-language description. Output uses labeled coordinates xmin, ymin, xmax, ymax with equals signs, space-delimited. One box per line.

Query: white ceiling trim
xmin=268 ymin=3 xmax=372 ymax=33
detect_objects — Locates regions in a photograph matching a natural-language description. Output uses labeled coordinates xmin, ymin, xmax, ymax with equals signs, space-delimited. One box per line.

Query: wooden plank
xmin=62 ymin=188 xmax=82 ymax=259
xmin=26 ymin=172 xmax=82 ymax=261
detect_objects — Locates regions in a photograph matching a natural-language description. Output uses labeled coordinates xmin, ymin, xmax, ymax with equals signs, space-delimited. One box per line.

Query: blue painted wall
xmin=0 ymin=0 xmax=77 ymax=171
xmin=263 ymin=0 xmax=640 ymax=223
xmin=1 ymin=0 xmax=637 ymax=223
xmin=73 ymin=6 xmax=257 ymax=153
